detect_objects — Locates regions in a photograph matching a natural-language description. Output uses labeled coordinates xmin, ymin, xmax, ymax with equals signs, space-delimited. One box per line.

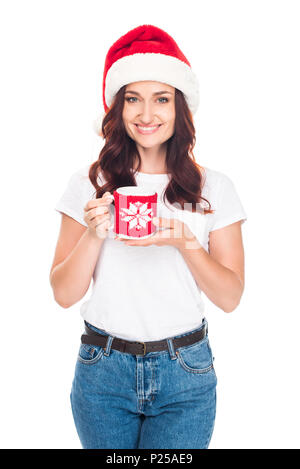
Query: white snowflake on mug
xmin=120 ymin=201 xmax=153 ymax=231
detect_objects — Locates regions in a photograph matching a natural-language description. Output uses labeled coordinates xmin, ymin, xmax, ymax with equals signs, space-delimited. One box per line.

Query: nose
xmin=138 ymin=101 xmax=155 ymax=124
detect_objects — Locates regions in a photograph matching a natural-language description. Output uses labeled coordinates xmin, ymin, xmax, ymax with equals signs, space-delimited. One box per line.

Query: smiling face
xmin=122 ymin=81 xmax=176 ymax=149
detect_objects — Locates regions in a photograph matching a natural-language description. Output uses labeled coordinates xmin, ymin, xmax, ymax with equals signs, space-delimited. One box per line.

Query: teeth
xmin=137 ymin=125 xmax=159 ymax=131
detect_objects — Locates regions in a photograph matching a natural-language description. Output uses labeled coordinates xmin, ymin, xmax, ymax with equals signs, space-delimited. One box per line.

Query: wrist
xmin=86 ymin=227 xmax=106 ymax=243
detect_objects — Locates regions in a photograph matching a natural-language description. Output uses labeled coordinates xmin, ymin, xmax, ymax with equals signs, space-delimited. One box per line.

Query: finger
xmin=95 ymin=222 xmax=110 ymax=239
xmin=103 ymin=192 xmax=114 ymax=200
xmin=153 ymin=217 xmax=176 ymax=229
xmin=84 ymin=201 xmax=111 ymax=213
xmin=89 ymin=205 xmax=110 ymax=220
xmin=84 ymin=209 xmax=106 ymax=223
xmin=97 ymin=217 xmax=111 ymax=229
xmin=160 ymin=228 xmax=174 ymax=238
xmin=91 ymin=213 xmax=110 ymax=228
xmin=84 ymin=195 xmax=113 ymax=211
xmin=95 ymin=218 xmax=111 ymax=235
xmin=84 ymin=209 xmax=109 ymax=226
xmin=124 ymin=240 xmax=148 ymax=246
xmin=124 ymin=235 xmax=157 ymax=246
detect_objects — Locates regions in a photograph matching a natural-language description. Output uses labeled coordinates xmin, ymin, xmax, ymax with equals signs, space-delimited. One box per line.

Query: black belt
xmin=81 ymin=320 xmax=207 ymax=356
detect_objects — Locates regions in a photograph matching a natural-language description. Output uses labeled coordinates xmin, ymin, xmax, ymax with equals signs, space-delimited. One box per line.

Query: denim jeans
xmin=70 ymin=318 xmax=217 ymax=449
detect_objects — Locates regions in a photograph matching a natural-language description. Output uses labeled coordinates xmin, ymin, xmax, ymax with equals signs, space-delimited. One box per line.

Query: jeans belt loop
xmin=166 ymin=338 xmax=177 ymax=360
xmin=136 ymin=341 xmax=146 ymax=356
xmin=104 ymin=335 xmax=114 ymax=356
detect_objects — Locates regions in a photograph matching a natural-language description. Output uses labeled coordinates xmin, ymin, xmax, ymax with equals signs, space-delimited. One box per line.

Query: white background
xmin=1 ymin=0 xmax=299 ymax=449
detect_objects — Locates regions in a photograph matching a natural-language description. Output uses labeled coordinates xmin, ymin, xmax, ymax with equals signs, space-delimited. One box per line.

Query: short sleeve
xmin=209 ymin=174 xmax=247 ymax=232
xmin=54 ymin=166 xmax=96 ymax=227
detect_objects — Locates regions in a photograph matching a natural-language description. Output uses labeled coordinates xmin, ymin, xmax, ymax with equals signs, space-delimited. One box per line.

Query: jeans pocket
xmin=176 ymin=336 xmax=215 ymax=374
xmin=77 ymin=343 xmax=104 ymax=365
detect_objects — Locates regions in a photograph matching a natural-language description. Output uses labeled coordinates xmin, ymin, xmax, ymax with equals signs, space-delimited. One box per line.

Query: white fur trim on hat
xmin=105 ymin=53 xmax=199 ymax=114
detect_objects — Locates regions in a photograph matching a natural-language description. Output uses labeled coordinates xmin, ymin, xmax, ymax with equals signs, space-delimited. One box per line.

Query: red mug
xmin=111 ymin=187 xmax=158 ymax=239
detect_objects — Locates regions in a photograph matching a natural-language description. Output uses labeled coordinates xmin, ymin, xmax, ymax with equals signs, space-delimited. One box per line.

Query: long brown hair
xmin=89 ymin=85 xmax=213 ymax=214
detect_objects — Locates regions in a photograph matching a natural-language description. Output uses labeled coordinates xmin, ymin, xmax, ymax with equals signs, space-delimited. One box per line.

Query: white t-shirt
xmin=54 ymin=164 xmax=247 ymax=341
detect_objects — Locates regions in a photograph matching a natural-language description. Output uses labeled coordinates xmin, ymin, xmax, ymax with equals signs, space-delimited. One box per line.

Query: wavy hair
xmin=88 ymin=85 xmax=213 ymax=214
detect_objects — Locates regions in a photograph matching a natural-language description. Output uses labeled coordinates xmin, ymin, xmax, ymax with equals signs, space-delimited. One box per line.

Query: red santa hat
xmin=94 ymin=24 xmax=199 ymax=135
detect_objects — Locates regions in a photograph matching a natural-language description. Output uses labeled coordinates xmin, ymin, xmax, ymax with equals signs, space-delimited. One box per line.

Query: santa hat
xmin=94 ymin=24 xmax=199 ymax=135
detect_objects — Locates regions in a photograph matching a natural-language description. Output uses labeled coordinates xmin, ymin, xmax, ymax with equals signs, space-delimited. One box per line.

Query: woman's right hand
xmin=83 ymin=192 xmax=114 ymax=240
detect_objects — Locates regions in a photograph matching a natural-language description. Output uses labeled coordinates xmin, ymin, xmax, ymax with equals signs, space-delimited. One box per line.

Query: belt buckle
xmin=137 ymin=341 xmax=146 ymax=356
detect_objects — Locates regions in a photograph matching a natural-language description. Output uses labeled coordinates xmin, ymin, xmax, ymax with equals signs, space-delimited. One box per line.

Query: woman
xmin=50 ymin=24 xmax=247 ymax=449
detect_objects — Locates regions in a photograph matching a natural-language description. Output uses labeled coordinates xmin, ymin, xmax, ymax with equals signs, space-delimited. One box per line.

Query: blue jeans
xmin=70 ymin=319 xmax=217 ymax=449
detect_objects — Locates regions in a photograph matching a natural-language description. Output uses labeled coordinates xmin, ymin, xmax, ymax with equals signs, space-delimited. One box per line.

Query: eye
xmin=125 ymin=97 xmax=169 ymax=103
xmin=125 ymin=97 xmax=138 ymax=103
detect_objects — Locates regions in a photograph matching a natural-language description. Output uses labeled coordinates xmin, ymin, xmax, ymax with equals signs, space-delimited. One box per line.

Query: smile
xmin=135 ymin=124 xmax=162 ymax=135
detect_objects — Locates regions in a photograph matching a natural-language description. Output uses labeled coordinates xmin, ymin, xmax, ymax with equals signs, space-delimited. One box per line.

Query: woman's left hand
xmin=115 ymin=217 xmax=198 ymax=250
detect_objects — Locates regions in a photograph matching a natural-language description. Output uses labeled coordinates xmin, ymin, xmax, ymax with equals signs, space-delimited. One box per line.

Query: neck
xmin=134 ymin=142 xmax=168 ymax=174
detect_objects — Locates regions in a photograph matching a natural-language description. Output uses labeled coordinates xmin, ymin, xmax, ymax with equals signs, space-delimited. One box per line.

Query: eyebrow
xmin=124 ymin=90 xmax=173 ymax=96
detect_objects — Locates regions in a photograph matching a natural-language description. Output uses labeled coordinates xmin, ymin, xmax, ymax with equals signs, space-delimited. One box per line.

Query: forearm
xmin=178 ymin=237 xmax=243 ymax=313
xmin=50 ymin=229 xmax=104 ymax=308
